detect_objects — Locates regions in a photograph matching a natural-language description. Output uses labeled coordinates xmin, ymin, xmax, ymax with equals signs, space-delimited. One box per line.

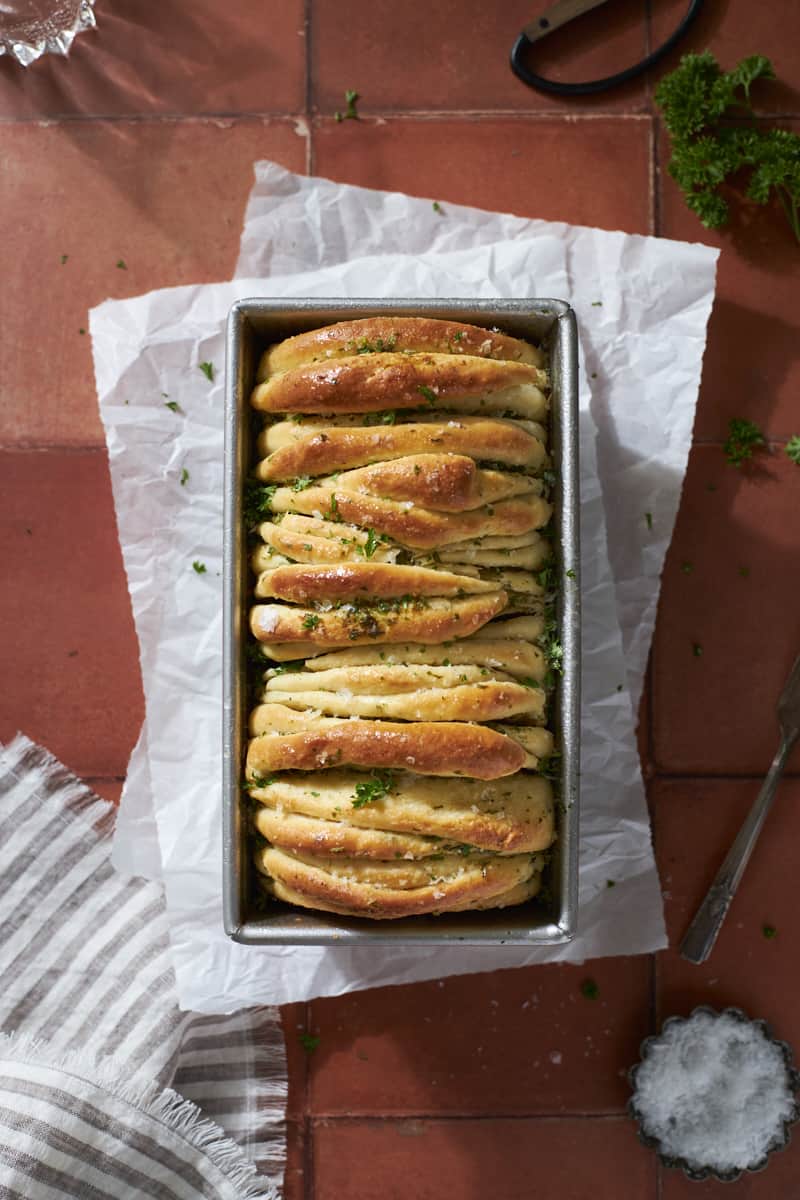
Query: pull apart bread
xmin=244 ymin=316 xmax=558 ymax=919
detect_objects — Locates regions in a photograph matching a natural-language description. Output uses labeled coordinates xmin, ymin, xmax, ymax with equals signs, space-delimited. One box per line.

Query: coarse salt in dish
xmin=629 ymin=1007 xmax=798 ymax=1181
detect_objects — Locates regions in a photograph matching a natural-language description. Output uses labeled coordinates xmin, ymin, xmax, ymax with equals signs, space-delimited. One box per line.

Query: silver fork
xmin=680 ymin=653 xmax=800 ymax=964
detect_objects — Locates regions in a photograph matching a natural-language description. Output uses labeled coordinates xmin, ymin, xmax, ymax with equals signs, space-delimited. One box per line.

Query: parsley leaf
xmin=302 ymin=613 xmax=320 ymax=631
xmin=723 ymin=417 xmax=765 ymax=467
xmin=347 ymin=333 xmax=398 ymax=354
xmin=334 ymin=89 xmax=360 ymax=122
xmin=60 ymin=254 xmax=69 ymax=265
xmin=192 ymin=560 xmax=207 ymax=574
xmin=432 ymin=201 xmax=444 ymax=215
xmin=299 ymin=1032 xmax=320 ymax=1053
xmin=535 ymin=564 xmax=556 ymax=592
xmin=417 ymin=385 xmax=437 ymax=406
xmin=352 ymin=769 xmax=395 ymax=809
xmin=199 ymin=361 xmax=215 ymax=382
xmin=116 ymin=259 xmax=127 ymax=270
xmin=580 ymin=979 xmax=599 ymax=1000
xmin=692 ymin=642 xmax=703 ymax=657
xmin=164 ymin=400 xmax=181 ymax=413
xmin=645 ymin=511 xmax=653 ymax=531
xmin=291 ymin=475 xmax=313 ymax=491
xmin=268 ymin=660 xmax=304 ymax=675
xmin=180 ymin=467 xmax=189 ymax=486
xmin=539 ymin=616 xmax=563 ymax=681
xmin=244 ymin=772 xmax=277 ymax=790
xmin=762 ymin=923 xmax=778 ymax=939
xmin=655 ymin=52 xmax=800 ymax=241
xmin=786 ymin=434 xmax=800 ymax=465
xmin=355 ymin=528 xmax=380 ymax=559
xmin=243 ymin=483 xmax=278 ymax=529
xmin=537 ymin=750 xmax=562 ymax=781
xmin=363 ymin=410 xmax=397 ymax=426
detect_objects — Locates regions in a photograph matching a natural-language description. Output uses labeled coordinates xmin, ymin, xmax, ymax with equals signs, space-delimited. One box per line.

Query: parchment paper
xmin=95 ymin=166 xmax=718 ymax=1011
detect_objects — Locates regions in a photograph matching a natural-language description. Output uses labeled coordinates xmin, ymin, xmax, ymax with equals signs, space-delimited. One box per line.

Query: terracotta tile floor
xmin=2 ymin=2 xmax=799 ymax=1195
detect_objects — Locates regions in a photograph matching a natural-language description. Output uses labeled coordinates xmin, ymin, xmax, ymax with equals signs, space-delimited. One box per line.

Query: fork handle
xmin=680 ymin=734 xmax=796 ymax=965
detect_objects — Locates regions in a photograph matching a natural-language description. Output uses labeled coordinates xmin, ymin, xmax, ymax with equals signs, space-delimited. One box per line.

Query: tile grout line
xmin=643 ymin=0 xmax=656 ymax=242
xmin=0 ymin=108 xmax=672 ymax=126
xmin=303 ymin=0 xmax=314 ymax=177
xmin=652 ymin=115 xmax=662 ymax=238
xmin=0 ymin=111 xmax=797 ymax=127
xmin=304 ymin=999 xmax=314 ymax=1200
xmin=642 ymin=0 xmax=654 ymax=115
xmin=650 ymin=116 xmax=661 ymax=239
xmin=0 ymin=443 xmax=109 ymax=454
xmin=304 ymin=1112 xmax=314 ymax=1200
xmin=653 ymin=771 xmax=800 ymax=782
xmin=309 ymin=1112 xmax=642 ymax=1123
xmin=0 ymin=112 xmax=312 ymax=127
xmin=309 ymin=109 xmax=655 ymax=123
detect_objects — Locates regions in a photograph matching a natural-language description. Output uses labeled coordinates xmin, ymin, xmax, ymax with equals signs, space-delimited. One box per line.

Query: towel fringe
xmin=0 ymin=1032 xmax=277 ymax=1199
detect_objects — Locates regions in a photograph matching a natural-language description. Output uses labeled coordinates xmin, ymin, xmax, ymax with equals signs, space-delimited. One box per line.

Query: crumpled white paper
xmin=95 ymin=164 xmax=718 ymax=1012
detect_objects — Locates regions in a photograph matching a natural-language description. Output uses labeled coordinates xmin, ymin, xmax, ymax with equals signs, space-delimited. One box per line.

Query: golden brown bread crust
xmin=259 ymin=413 xmax=548 ymax=456
xmin=300 ymin=639 xmax=546 ymax=680
xmin=257 ymin=317 xmax=544 ymax=379
xmin=332 ymin=455 xmax=539 ymax=512
xmin=261 ymin=871 xmax=541 ymax=917
xmin=438 ymin=537 xmax=549 ymax=569
xmin=254 ymin=562 xmax=497 ymax=602
xmin=255 ymin=844 xmax=541 ymax=917
xmin=262 ymin=666 xmax=545 ymax=722
xmin=251 ymin=353 xmax=548 ymax=420
xmin=248 ymin=769 xmax=555 ymax=853
xmin=492 ymin=724 xmax=554 ymax=763
xmin=254 ymin=806 xmax=451 ymax=859
xmin=255 ymin=418 xmax=546 ymax=481
xmin=250 ymin=591 xmax=507 ymax=646
xmin=247 ymin=707 xmax=528 ymax=778
xmin=251 ymin=535 xmax=551 ymax=576
xmin=257 ymin=514 xmax=398 ymax=565
xmin=251 ymin=611 xmax=550 ymax=665
xmin=268 ymin=484 xmax=551 ymax=549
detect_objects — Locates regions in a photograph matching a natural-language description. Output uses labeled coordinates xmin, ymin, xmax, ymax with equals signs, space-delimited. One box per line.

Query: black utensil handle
xmin=510 ymin=0 xmax=704 ymax=96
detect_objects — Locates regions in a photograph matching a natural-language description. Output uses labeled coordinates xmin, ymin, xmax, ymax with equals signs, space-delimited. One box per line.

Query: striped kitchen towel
xmin=0 ymin=734 xmax=286 ymax=1197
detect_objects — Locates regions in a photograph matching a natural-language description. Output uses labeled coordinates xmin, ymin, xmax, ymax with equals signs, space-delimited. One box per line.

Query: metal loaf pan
xmin=223 ymin=299 xmax=580 ymax=946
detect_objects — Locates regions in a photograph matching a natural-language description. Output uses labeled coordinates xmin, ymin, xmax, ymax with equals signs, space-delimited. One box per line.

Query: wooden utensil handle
xmin=522 ymin=0 xmax=610 ymax=44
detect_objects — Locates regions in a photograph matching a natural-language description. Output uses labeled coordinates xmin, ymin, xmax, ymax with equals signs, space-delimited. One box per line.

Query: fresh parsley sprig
xmin=655 ymin=52 xmax=800 ymax=241
xmin=363 ymin=410 xmax=397 ymax=426
xmin=243 ymin=482 xmax=278 ymax=529
xmin=334 ymin=89 xmax=360 ymax=122
xmin=352 ymin=770 xmax=395 ymax=809
xmin=723 ymin=418 xmax=765 ymax=467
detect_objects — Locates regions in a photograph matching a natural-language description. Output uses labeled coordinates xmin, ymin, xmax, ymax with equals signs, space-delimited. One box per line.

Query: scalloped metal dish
xmin=222 ymin=298 xmax=580 ymax=946
xmin=628 ymin=1006 xmax=800 ymax=1183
